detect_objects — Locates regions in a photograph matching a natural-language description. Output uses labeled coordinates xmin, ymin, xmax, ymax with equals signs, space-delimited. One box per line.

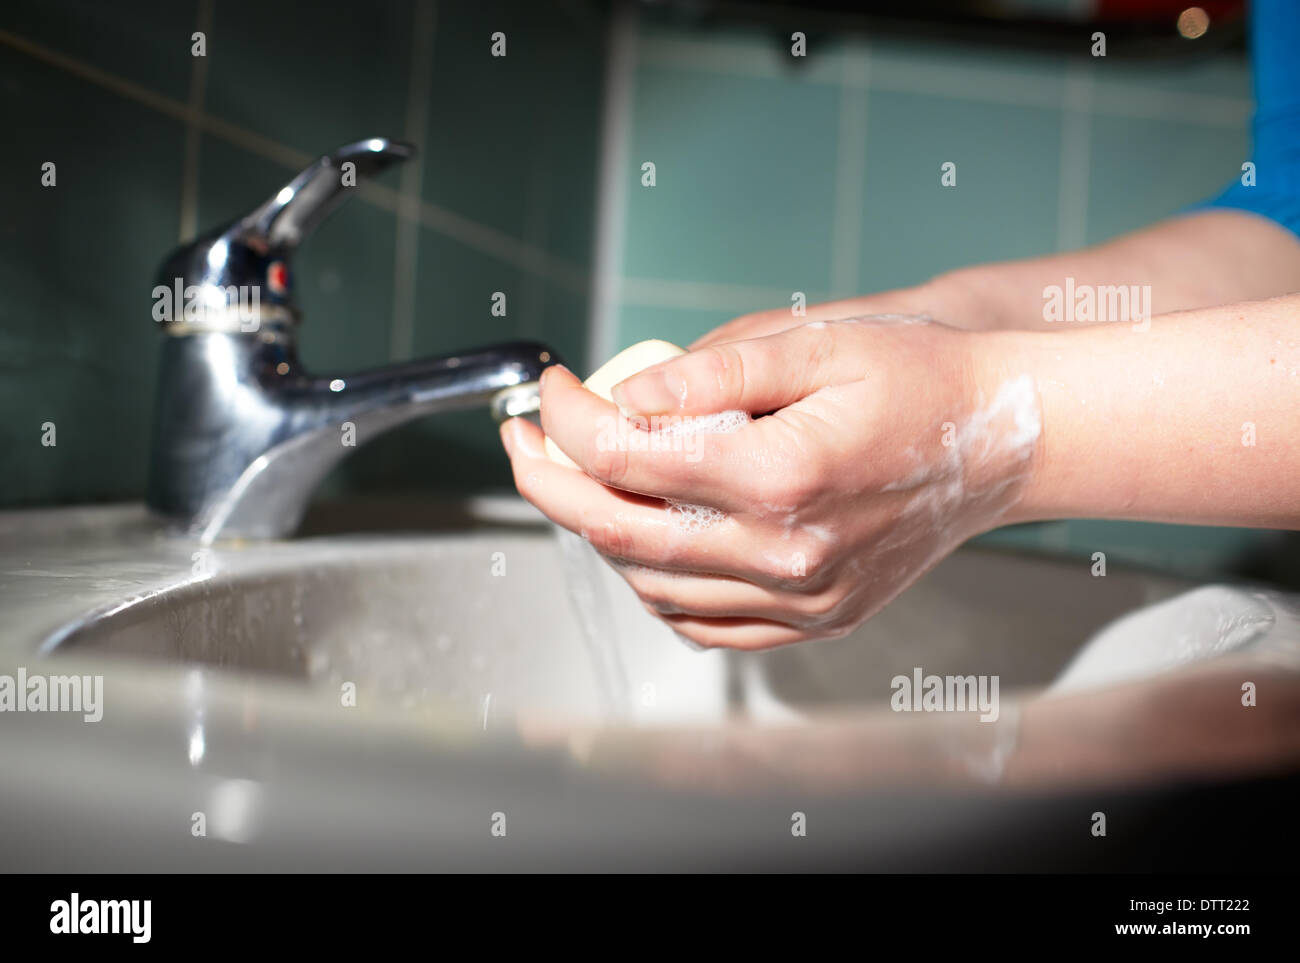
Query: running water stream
xmin=555 ymin=528 xmax=633 ymax=719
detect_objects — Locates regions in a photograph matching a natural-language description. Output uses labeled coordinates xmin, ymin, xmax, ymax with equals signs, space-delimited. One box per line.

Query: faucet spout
xmin=147 ymin=335 xmax=558 ymax=542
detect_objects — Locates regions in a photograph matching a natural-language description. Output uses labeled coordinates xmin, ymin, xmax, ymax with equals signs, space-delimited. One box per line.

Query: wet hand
xmin=500 ymin=319 xmax=1040 ymax=650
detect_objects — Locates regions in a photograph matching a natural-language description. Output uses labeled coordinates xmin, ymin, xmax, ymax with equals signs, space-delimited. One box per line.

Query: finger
xmin=690 ymin=298 xmax=930 ymax=350
xmin=538 ymin=364 xmax=765 ymax=511
xmin=611 ymin=322 xmax=870 ymax=417
xmin=502 ymin=417 xmax=781 ymax=581
xmin=658 ymin=614 xmax=820 ymax=651
xmin=688 ymin=309 xmax=802 ymax=350
xmin=611 ymin=562 xmax=813 ymax=622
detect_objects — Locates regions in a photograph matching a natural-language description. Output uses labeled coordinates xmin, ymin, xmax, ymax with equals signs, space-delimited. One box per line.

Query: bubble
xmin=666 ymin=500 xmax=726 ymax=534
xmin=659 ymin=409 xmax=750 ymax=437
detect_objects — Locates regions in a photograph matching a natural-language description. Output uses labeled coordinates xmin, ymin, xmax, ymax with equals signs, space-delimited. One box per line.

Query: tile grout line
xmin=178 ymin=0 xmax=214 ymax=242
xmin=389 ymin=0 xmax=438 ymax=362
xmin=1057 ymin=62 xmax=1093 ymax=252
xmin=588 ymin=1 xmax=639 ymax=365
xmin=831 ymin=41 xmax=870 ymax=299
xmin=0 ymin=26 xmax=586 ymax=296
xmin=620 ymin=276 xmax=832 ymax=312
xmin=636 ymin=34 xmax=1250 ymax=127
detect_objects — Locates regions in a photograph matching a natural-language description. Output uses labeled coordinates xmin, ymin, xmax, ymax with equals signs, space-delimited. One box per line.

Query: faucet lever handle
xmin=245 ymin=138 xmax=414 ymax=250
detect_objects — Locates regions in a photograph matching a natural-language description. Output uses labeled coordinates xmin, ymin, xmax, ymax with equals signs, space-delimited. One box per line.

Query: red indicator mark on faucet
xmin=268 ymin=261 xmax=289 ymax=295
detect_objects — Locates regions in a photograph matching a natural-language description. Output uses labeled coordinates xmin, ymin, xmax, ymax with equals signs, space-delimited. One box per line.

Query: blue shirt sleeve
xmin=1200 ymin=0 xmax=1300 ymax=238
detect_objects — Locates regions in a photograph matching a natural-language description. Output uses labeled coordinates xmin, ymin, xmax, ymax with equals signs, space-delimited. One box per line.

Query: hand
xmin=688 ymin=280 xmax=952 ymax=349
xmin=500 ymin=318 xmax=1042 ymax=650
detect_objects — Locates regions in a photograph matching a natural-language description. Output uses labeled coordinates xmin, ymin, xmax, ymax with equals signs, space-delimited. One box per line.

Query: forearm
xmin=935 ymin=210 xmax=1300 ymax=332
xmin=731 ymin=209 xmax=1300 ymax=342
xmin=974 ymin=293 xmax=1300 ymax=529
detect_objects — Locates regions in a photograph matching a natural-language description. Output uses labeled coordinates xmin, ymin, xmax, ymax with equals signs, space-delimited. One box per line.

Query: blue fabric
xmin=1199 ymin=0 xmax=1300 ymax=236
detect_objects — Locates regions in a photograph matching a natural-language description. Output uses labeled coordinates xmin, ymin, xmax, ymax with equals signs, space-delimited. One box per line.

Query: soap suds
xmin=601 ymin=410 xmax=751 ymax=464
xmin=666 ymin=500 xmax=726 ymax=534
xmin=660 ymin=409 xmax=751 ymax=436
xmin=882 ymin=374 xmax=1041 ymax=534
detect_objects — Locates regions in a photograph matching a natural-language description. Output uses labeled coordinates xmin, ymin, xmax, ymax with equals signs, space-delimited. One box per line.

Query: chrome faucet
xmin=146 ymin=137 xmax=559 ymax=542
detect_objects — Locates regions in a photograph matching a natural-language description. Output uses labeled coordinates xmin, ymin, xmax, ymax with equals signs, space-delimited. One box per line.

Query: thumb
xmin=610 ymin=323 xmax=865 ymax=416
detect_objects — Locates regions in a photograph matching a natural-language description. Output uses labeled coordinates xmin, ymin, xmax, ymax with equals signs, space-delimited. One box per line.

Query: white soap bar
xmin=545 ymin=339 xmax=686 ymax=468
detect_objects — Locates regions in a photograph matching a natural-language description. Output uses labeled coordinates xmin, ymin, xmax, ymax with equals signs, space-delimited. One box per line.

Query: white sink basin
xmin=3 ymin=497 xmax=1299 ymax=871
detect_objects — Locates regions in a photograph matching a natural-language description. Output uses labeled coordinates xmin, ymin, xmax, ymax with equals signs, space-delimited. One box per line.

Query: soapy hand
xmin=500 ymin=319 xmax=1042 ymax=650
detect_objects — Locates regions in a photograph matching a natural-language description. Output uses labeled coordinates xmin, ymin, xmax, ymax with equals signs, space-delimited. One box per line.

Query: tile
xmin=636 ymin=20 xmax=845 ymax=86
xmin=0 ymin=47 xmax=184 ymax=506
xmin=317 ymin=231 xmax=536 ymax=497
xmin=1091 ymin=51 xmax=1251 ymax=100
xmin=623 ymin=66 xmax=840 ymax=290
xmin=858 ymin=89 xmax=1061 ymax=291
xmin=203 ymin=0 xmax=413 ymax=157
xmin=1085 ymin=113 xmax=1249 ymax=244
xmin=536 ymin=278 xmax=591 ymax=375
xmin=421 ymin=0 xmax=606 ymax=267
xmin=869 ymin=36 xmax=1067 ymax=107
xmin=1 ymin=0 xmax=198 ymax=100
xmin=616 ymin=302 xmax=750 ymax=353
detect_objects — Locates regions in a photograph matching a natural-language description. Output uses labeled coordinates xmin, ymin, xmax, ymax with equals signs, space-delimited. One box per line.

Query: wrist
xmin=963 ymin=328 xmax=1053 ymax=527
xmin=924 ymin=268 xmax=1012 ymax=332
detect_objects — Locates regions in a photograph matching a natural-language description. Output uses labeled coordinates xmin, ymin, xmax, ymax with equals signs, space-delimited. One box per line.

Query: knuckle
xmin=793 ymin=537 xmax=830 ymax=576
xmin=786 ymin=457 xmax=829 ymax=504
xmin=759 ymin=550 xmax=802 ymax=584
xmin=752 ymin=460 xmax=822 ymax=509
xmin=750 ymin=472 xmax=790 ymax=509
xmin=631 ymin=580 xmax=676 ymax=614
xmin=588 ymin=435 xmax=631 ymax=488
xmin=587 ymin=518 xmax=634 ymax=559
xmin=798 ymin=588 xmax=844 ymax=622
xmin=696 ymin=344 xmax=745 ymax=404
xmin=512 ymin=463 xmax=542 ymax=501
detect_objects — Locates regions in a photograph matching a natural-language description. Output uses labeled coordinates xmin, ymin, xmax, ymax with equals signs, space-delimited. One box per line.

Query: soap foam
xmin=880 ymin=375 xmax=1042 ymax=541
xmin=650 ymin=409 xmax=750 ymax=465
xmin=656 ymin=409 xmax=751 ymax=436
xmin=666 ymin=500 xmax=726 ymax=534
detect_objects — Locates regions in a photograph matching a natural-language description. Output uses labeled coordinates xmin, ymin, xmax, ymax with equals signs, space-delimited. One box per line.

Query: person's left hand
xmin=499 ymin=318 xmax=1041 ymax=650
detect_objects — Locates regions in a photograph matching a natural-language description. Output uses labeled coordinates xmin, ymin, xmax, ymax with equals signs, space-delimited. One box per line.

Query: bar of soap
xmin=545 ymin=339 xmax=686 ymax=468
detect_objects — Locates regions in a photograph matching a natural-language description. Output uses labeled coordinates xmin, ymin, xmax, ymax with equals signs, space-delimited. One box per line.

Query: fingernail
xmin=541 ymin=364 xmax=571 ymax=390
xmin=611 ymin=369 xmax=680 ymax=414
xmin=515 ymin=426 xmax=544 ymax=459
xmin=499 ymin=419 xmax=517 ymax=455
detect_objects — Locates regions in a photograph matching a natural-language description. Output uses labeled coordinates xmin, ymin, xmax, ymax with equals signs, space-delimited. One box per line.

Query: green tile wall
xmin=0 ymin=0 xmax=606 ymax=508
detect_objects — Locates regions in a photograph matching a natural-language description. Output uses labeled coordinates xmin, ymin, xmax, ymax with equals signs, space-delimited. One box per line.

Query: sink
xmin=34 ymin=500 xmax=1186 ymax=723
xmin=4 ymin=497 xmax=1300 ymax=871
